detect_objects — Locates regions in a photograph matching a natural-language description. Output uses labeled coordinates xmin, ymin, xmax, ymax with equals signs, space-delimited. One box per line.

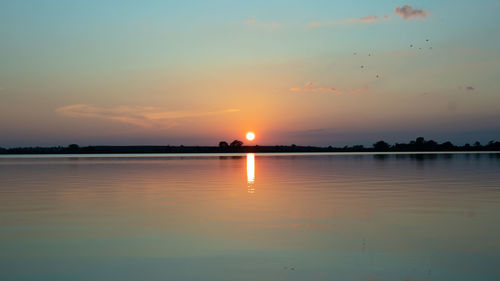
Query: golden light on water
xmin=246 ymin=132 xmax=255 ymax=141
xmin=246 ymin=153 xmax=255 ymax=193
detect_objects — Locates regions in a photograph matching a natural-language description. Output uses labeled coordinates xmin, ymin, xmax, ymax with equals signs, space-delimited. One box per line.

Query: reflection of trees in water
xmin=218 ymin=156 xmax=243 ymax=160
xmin=412 ymin=154 xmax=440 ymax=161
xmin=372 ymin=153 xmax=500 ymax=170
xmin=373 ymin=153 xmax=463 ymax=162
xmin=489 ymin=153 xmax=500 ymax=159
xmin=373 ymin=154 xmax=390 ymax=161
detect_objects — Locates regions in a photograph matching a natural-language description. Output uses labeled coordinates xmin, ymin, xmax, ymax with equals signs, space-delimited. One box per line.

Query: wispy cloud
xmin=244 ymin=17 xmax=281 ymax=29
xmin=290 ymin=82 xmax=369 ymax=94
xmin=305 ymin=81 xmax=314 ymax=87
xmin=359 ymin=15 xmax=379 ymax=23
xmin=394 ymin=5 xmax=430 ymax=20
xmin=56 ymin=104 xmax=239 ymax=128
xmin=308 ymin=15 xmax=383 ymax=27
xmin=458 ymin=86 xmax=475 ymax=92
xmin=308 ymin=4 xmax=429 ymax=27
xmin=308 ymin=20 xmax=335 ymax=28
xmin=245 ymin=17 xmax=255 ymax=24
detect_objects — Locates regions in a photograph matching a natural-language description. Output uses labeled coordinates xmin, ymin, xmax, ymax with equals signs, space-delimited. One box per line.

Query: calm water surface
xmin=1 ymin=153 xmax=499 ymax=281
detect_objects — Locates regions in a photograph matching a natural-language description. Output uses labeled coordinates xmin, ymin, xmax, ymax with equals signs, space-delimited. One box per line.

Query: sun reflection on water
xmin=246 ymin=153 xmax=255 ymax=193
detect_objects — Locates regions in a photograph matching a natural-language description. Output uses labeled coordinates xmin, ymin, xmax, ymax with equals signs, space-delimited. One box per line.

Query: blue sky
xmin=1 ymin=1 xmax=500 ymax=146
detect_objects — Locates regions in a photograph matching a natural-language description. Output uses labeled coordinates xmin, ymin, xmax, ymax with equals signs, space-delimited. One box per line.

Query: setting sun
xmin=246 ymin=132 xmax=255 ymax=141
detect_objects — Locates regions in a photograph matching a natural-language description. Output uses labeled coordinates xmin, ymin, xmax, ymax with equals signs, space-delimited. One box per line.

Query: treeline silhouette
xmin=1 ymin=137 xmax=499 ymax=154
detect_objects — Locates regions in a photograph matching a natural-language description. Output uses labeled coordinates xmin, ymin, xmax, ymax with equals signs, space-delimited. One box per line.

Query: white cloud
xmin=56 ymin=104 xmax=239 ymax=128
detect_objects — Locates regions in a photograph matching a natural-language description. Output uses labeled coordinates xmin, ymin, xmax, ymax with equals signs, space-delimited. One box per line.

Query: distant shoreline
xmin=2 ymin=137 xmax=499 ymax=154
xmin=1 ymin=143 xmax=499 ymax=155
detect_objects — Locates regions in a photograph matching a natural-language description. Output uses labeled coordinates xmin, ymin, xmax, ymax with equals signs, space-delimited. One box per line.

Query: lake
xmin=1 ymin=153 xmax=499 ymax=281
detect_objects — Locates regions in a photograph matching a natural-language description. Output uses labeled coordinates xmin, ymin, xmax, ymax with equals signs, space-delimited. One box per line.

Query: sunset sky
xmin=1 ymin=0 xmax=499 ymax=147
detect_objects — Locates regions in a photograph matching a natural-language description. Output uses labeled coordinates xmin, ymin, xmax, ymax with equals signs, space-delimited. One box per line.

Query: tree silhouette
xmin=218 ymin=141 xmax=229 ymax=148
xmin=230 ymin=140 xmax=243 ymax=148
xmin=426 ymin=140 xmax=437 ymax=146
xmin=1 ymin=137 xmax=499 ymax=154
xmin=373 ymin=140 xmax=390 ymax=151
xmin=352 ymin=145 xmax=364 ymax=151
xmin=68 ymin=144 xmax=80 ymax=152
xmin=68 ymin=144 xmax=79 ymax=149
xmin=441 ymin=141 xmax=453 ymax=149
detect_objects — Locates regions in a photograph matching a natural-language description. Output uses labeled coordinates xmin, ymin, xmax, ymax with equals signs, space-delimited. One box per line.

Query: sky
xmin=1 ymin=0 xmax=500 ymax=147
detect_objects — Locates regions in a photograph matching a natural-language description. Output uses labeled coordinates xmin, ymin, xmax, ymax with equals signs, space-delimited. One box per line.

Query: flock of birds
xmin=353 ymin=39 xmax=433 ymax=79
